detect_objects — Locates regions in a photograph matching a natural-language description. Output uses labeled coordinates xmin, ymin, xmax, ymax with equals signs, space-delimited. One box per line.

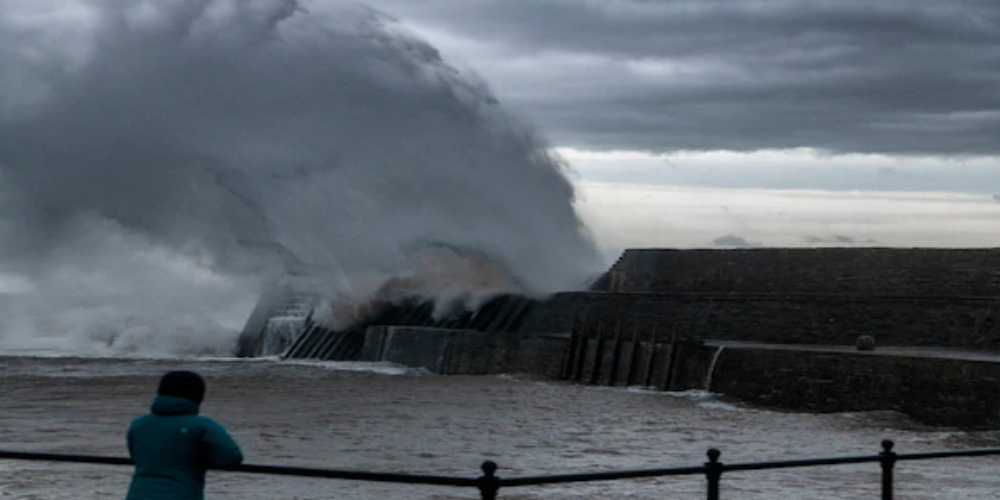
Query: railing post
xmin=478 ymin=461 xmax=500 ymax=500
xmin=705 ymin=448 xmax=722 ymax=500
xmin=880 ymin=440 xmax=896 ymax=500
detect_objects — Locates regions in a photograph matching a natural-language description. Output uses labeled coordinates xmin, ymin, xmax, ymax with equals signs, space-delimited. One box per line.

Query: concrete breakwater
xmin=253 ymin=248 xmax=1000 ymax=429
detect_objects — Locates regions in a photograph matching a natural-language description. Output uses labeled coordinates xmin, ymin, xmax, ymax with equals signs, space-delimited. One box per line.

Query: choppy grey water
xmin=1 ymin=356 xmax=999 ymax=499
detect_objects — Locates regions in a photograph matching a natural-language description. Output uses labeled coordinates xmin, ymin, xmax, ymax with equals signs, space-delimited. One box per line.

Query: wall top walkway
xmin=610 ymin=247 xmax=1000 ymax=296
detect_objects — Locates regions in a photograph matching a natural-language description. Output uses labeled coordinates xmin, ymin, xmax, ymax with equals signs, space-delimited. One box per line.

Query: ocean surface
xmin=1 ymin=355 xmax=999 ymax=499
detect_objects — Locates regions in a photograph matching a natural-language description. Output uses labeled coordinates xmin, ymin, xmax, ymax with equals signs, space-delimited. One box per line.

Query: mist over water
xmin=0 ymin=0 xmax=603 ymax=355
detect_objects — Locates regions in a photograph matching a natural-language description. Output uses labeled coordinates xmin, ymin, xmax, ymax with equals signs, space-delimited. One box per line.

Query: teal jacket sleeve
xmin=126 ymin=417 xmax=142 ymax=459
xmin=200 ymin=419 xmax=244 ymax=467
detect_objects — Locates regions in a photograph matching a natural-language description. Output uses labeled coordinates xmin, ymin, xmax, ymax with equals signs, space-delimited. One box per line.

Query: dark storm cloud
xmin=364 ymin=0 xmax=1000 ymax=156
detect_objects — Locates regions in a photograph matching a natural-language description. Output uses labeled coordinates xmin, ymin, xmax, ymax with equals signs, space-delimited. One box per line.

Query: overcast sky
xmin=353 ymin=0 xmax=999 ymax=253
xmin=3 ymin=0 xmax=998 ymax=257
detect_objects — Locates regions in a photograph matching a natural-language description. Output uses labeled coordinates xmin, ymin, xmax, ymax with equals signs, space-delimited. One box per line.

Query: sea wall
xmin=707 ymin=345 xmax=1000 ymax=428
xmin=518 ymin=292 xmax=1000 ymax=350
xmin=347 ymin=247 xmax=1000 ymax=429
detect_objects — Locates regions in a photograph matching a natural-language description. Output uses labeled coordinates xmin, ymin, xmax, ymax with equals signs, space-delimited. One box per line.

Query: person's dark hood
xmin=150 ymin=394 xmax=200 ymax=416
xmin=157 ymin=370 xmax=205 ymax=404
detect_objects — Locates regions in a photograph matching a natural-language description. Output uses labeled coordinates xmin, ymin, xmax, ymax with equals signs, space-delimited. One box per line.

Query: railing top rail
xmin=896 ymin=447 xmax=1000 ymax=462
xmin=226 ymin=463 xmax=479 ymax=487
xmin=4 ymin=444 xmax=1000 ymax=489
xmin=501 ymin=446 xmax=1000 ymax=485
xmin=0 ymin=451 xmax=132 ymax=467
xmin=722 ymin=454 xmax=880 ymax=472
xmin=499 ymin=465 xmax=708 ymax=487
xmin=0 ymin=451 xmax=478 ymax=487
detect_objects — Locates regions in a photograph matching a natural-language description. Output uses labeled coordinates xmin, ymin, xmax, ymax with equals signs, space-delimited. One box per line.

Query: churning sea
xmin=1 ymin=355 xmax=998 ymax=499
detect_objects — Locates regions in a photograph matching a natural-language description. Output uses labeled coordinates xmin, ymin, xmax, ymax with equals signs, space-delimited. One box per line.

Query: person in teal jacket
xmin=125 ymin=371 xmax=244 ymax=500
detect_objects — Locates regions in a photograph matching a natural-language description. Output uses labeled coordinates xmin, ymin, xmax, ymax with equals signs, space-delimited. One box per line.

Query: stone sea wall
xmin=354 ymin=248 xmax=1000 ymax=428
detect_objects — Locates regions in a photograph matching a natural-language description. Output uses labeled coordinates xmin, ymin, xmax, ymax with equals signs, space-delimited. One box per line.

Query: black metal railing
xmin=3 ymin=440 xmax=1000 ymax=499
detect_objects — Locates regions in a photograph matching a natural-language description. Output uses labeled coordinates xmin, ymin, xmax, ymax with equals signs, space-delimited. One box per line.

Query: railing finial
xmin=481 ymin=461 xmax=498 ymax=476
xmin=881 ymin=439 xmax=895 ymax=453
